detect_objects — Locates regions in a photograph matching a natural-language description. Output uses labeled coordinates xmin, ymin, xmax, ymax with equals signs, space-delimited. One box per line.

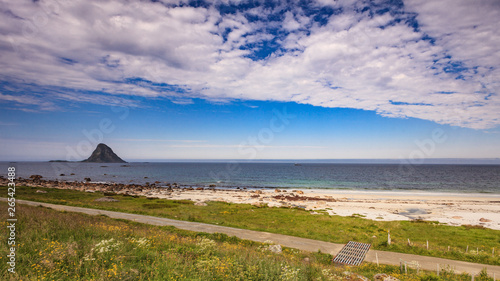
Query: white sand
xmin=143 ymin=188 xmax=500 ymax=230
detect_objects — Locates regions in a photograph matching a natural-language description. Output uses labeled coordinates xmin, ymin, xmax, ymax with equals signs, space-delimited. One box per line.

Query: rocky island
xmin=82 ymin=143 xmax=127 ymax=163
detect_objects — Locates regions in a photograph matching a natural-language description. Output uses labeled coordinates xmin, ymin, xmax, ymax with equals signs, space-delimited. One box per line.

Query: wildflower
xmin=280 ymin=264 xmax=300 ymax=281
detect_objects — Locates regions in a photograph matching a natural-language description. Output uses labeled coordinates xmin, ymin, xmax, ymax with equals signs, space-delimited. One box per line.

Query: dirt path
xmin=6 ymin=198 xmax=500 ymax=277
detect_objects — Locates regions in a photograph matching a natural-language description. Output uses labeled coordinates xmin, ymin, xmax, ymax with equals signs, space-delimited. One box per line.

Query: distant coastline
xmin=28 ymin=158 xmax=500 ymax=165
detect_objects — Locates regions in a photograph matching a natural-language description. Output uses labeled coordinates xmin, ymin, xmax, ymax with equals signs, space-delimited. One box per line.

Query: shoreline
xmin=2 ymin=176 xmax=499 ymax=231
xmin=2 ymin=161 xmax=500 ymax=194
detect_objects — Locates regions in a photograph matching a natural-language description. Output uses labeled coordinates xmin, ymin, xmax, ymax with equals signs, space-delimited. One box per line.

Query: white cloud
xmin=282 ymin=11 xmax=301 ymax=31
xmin=0 ymin=93 xmax=58 ymax=111
xmin=0 ymin=0 xmax=499 ymax=129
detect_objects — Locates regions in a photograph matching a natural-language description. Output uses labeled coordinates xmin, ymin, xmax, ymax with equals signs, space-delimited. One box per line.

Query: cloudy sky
xmin=1 ymin=0 xmax=499 ymax=161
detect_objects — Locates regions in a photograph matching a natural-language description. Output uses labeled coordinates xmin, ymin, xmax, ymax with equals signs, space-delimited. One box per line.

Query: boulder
xmin=267 ymin=244 xmax=282 ymax=254
xmin=30 ymin=175 xmax=43 ymax=181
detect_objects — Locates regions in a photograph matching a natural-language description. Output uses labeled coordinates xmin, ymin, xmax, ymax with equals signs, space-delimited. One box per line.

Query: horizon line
xmin=3 ymin=158 xmax=500 ymax=164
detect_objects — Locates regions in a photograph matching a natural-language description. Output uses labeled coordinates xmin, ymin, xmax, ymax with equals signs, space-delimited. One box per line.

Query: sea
xmin=1 ymin=161 xmax=500 ymax=193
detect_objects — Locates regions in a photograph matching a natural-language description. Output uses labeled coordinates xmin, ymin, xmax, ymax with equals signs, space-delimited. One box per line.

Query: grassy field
xmin=2 ymin=185 xmax=500 ymax=266
xmin=0 ymin=201 xmax=494 ymax=280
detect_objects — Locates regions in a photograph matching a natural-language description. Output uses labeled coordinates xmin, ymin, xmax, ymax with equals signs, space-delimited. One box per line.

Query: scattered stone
xmin=480 ymin=218 xmax=492 ymax=222
xmin=275 ymin=189 xmax=281 ymax=193
xmin=94 ymin=197 xmax=119 ymax=202
xmin=303 ymin=257 xmax=310 ymax=263
xmin=84 ymin=178 xmax=92 ymax=182
xmin=30 ymin=175 xmax=43 ymax=181
xmin=254 ymin=190 xmax=263 ymax=194
xmin=196 ymin=187 xmax=204 ymax=191
xmin=267 ymin=244 xmax=282 ymax=254
xmin=452 ymin=216 xmax=463 ymax=219
xmin=59 ymin=174 xmax=65 ymax=176
xmin=195 ymin=202 xmax=207 ymax=206
xmin=369 ymin=206 xmax=375 ymax=209
xmin=36 ymin=190 xmax=47 ymax=194
xmin=296 ymin=190 xmax=304 ymax=195
xmin=374 ymin=273 xmax=400 ymax=281
xmin=70 ymin=173 xmax=75 ymax=175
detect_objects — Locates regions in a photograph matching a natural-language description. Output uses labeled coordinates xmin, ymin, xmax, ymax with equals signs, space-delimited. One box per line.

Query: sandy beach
xmin=144 ymin=188 xmax=500 ymax=230
xmin=4 ymin=176 xmax=500 ymax=230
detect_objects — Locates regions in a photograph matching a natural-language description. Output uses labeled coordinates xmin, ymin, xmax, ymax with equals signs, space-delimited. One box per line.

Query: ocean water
xmin=1 ymin=161 xmax=499 ymax=193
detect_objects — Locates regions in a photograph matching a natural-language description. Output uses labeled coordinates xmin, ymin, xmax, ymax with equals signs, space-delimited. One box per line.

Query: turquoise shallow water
xmin=1 ymin=161 xmax=500 ymax=193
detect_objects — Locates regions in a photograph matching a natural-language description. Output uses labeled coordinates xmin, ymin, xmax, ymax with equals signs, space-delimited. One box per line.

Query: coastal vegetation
xmin=0 ymin=201 xmax=493 ymax=280
xmin=2 ymin=185 xmax=500 ymax=267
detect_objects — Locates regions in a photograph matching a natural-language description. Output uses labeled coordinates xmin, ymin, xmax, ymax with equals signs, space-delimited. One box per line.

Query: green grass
xmin=0 ymin=202 xmax=493 ymax=280
xmin=3 ymin=185 xmax=500 ymax=266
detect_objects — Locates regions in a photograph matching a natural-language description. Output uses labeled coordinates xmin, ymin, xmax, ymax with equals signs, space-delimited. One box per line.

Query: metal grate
xmin=332 ymin=241 xmax=371 ymax=266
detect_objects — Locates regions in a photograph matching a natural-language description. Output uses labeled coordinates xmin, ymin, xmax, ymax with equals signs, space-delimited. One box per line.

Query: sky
xmin=0 ymin=0 xmax=499 ymax=161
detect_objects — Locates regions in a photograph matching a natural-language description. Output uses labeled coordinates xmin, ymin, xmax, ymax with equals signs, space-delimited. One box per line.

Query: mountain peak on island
xmin=82 ymin=143 xmax=127 ymax=163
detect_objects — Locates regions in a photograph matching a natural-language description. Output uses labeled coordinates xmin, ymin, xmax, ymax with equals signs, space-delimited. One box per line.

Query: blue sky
xmin=0 ymin=0 xmax=499 ymax=161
